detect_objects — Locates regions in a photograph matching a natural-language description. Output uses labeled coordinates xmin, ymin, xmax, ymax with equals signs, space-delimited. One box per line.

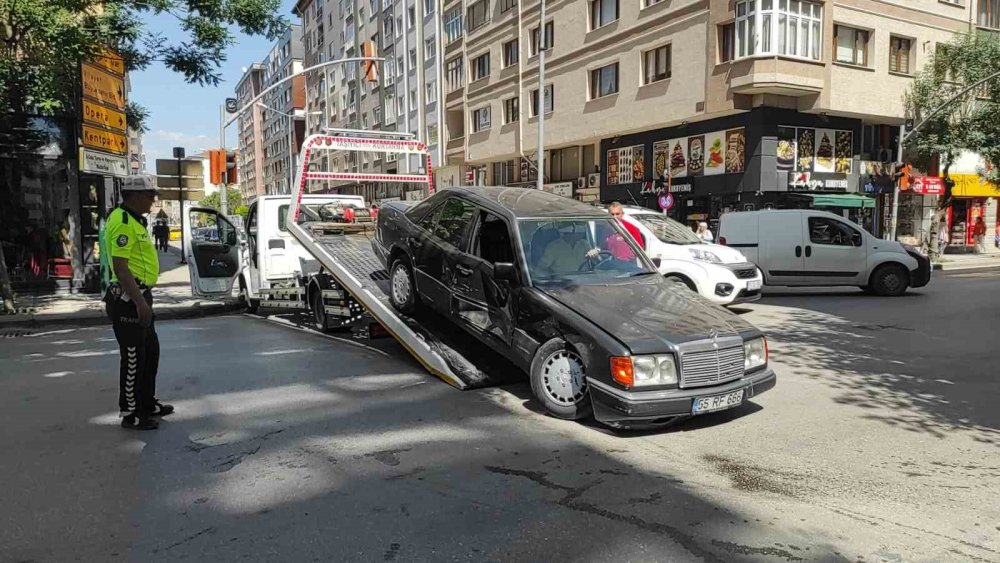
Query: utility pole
xmin=219 ymin=104 xmax=229 ymax=217
xmin=888 ymin=124 xmax=904 ymax=241
xmin=174 ymin=146 xmax=187 ymax=264
xmin=535 ymin=0 xmax=547 ymax=192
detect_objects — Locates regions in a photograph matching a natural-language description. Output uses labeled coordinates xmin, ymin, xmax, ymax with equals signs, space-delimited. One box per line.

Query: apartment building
xmin=293 ymin=0 xmax=446 ymax=200
xmin=444 ymin=0 xmax=975 ymax=235
xmin=235 ymin=63 xmax=266 ymax=200
xmin=127 ymin=127 xmax=145 ymax=175
xmin=260 ymin=25 xmax=307 ymax=195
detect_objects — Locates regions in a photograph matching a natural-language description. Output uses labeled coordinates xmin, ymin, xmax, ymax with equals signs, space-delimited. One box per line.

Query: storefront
xmin=944 ymin=174 xmax=999 ymax=253
xmin=600 ymin=108 xmax=862 ymax=235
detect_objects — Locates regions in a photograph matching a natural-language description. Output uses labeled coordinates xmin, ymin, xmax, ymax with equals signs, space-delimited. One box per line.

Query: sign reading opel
xmin=82 ymin=63 xmax=126 ymax=108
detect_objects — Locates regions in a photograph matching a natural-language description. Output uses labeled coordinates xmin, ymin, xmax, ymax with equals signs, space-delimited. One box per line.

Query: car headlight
xmin=744 ymin=337 xmax=768 ymax=370
xmin=610 ymin=354 xmax=677 ymax=388
xmin=688 ymin=248 xmax=723 ymax=264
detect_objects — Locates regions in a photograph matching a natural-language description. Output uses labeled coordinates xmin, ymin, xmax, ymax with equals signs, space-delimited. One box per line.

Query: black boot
xmin=121 ymin=413 xmax=159 ymax=430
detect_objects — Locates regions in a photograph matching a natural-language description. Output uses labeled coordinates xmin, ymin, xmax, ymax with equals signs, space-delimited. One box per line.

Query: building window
xmin=889 ymin=36 xmax=911 ymax=74
xmin=530 ymin=84 xmax=554 ymax=116
xmin=471 ymin=53 xmax=490 ymax=81
xmin=447 ymin=57 xmax=464 ymax=91
xmin=503 ymin=96 xmax=519 ymax=123
xmin=503 ymin=39 xmax=519 ymax=67
xmin=531 ymin=22 xmax=554 ymax=55
xmin=734 ymin=0 xmax=822 ymax=61
xmin=467 ymin=0 xmax=490 ymax=32
xmin=408 ymin=6 xmax=415 ymax=28
xmin=427 ymin=124 xmax=439 ymax=144
xmin=425 ymin=0 xmax=435 ymax=15
xmin=396 ymin=56 xmax=404 ymax=78
xmin=373 ymin=106 xmax=382 ymax=124
xmin=445 ymin=9 xmax=464 ymax=43
xmin=426 ymin=80 xmax=438 ymax=103
xmin=370 ymin=0 xmax=378 ymax=15
xmin=719 ymin=23 xmax=735 ymax=62
xmin=834 ymin=25 xmax=869 ymax=66
xmin=589 ymin=63 xmax=618 ymax=99
xmin=396 ymin=16 xmax=403 ymax=37
xmin=590 ymin=0 xmax=618 ymax=29
xmin=383 ymin=18 xmax=393 ymax=39
xmin=500 ymin=0 xmax=517 ymax=12
xmin=473 ymin=106 xmax=491 ymax=132
xmin=980 ymin=0 xmax=1000 ymax=28
xmin=425 ymin=38 xmax=437 ymax=59
xmin=643 ymin=44 xmax=671 ymax=84
xmin=409 ymin=48 xmax=417 ymax=70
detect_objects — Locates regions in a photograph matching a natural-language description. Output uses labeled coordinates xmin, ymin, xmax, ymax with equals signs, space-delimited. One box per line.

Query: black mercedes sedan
xmin=372 ymin=187 xmax=776 ymax=428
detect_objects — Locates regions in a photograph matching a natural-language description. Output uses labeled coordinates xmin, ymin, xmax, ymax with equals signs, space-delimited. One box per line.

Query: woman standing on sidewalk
xmin=973 ymin=217 xmax=987 ymax=254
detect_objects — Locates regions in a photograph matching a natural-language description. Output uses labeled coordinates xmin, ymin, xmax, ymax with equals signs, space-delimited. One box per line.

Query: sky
xmin=130 ymin=0 xmax=298 ymax=167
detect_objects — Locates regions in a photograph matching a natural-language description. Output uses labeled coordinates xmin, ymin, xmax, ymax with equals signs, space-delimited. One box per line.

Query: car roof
xmin=440 ymin=187 xmax=608 ymax=219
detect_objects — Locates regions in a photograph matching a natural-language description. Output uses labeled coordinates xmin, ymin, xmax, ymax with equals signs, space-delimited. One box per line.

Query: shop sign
xmin=778 ymin=125 xmax=853 ymax=174
xmin=669 ymin=183 xmax=692 ymax=193
xmin=80 ymin=147 xmax=128 ymax=176
xmin=544 ymin=182 xmax=574 ymax=197
xmin=951 ymin=173 xmax=999 ymax=197
xmin=910 ymin=176 xmax=944 ymax=195
xmin=607 ymin=144 xmax=644 ymax=185
xmin=789 ymin=172 xmax=849 ymax=191
xmin=652 ymin=128 xmax=746 ymax=180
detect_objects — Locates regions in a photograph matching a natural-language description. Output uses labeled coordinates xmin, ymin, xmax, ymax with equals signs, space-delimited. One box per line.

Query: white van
xmin=620 ymin=207 xmax=764 ymax=305
xmin=718 ymin=210 xmax=931 ymax=296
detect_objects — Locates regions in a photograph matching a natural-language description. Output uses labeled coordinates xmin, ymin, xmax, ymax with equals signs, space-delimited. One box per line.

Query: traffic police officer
xmin=105 ymin=175 xmax=174 ymax=430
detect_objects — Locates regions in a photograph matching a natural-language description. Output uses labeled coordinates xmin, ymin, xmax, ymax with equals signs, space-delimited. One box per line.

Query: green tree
xmin=199 ymin=187 xmax=244 ymax=215
xmin=0 ymin=0 xmax=285 ymax=312
xmin=904 ymin=31 xmax=1000 ymax=258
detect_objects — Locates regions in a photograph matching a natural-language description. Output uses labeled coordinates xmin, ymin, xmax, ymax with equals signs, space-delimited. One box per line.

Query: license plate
xmin=747 ymin=280 xmax=762 ymax=291
xmin=692 ymin=389 xmax=745 ymax=414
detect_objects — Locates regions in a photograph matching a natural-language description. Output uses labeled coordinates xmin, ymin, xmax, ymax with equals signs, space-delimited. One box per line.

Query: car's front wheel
xmin=529 ymin=338 xmax=593 ymax=420
xmin=389 ymin=258 xmax=418 ymax=314
xmin=869 ymin=263 xmax=910 ymax=296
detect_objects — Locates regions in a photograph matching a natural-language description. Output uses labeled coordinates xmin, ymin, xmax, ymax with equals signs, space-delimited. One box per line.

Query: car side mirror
xmin=651 ymin=257 xmax=662 ymax=268
xmin=494 ymin=262 xmax=517 ymax=283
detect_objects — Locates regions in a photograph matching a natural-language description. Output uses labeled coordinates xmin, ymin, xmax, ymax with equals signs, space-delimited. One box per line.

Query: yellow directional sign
xmin=82 ymin=63 xmax=125 ymax=109
xmin=93 ymin=49 xmax=125 ymax=76
xmin=82 ymin=99 xmax=127 ymax=132
xmin=82 ymin=124 xmax=128 ymax=155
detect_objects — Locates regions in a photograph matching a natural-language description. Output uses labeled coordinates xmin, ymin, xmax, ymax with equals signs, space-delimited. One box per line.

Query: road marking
xmin=248 ymin=313 xmax=391 ymax=357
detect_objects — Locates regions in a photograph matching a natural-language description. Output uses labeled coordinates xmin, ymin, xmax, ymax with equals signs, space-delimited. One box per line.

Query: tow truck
xmin=183 ymin=131 xmax=503 ymax=390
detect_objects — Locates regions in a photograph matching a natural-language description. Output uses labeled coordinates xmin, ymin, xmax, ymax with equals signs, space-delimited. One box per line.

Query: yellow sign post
xmin=82 ymin=63 xmax=126 ymax=108
xmin=82 ymin=99 xmax=127 ymax=132
xmin=93 ymin=49 xmax=125 ymax=76
xmin=82 ymin=124 xmax=128 ymax=155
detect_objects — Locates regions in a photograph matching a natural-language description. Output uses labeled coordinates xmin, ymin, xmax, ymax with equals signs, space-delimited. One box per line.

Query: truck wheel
xmin=389 ymin=258 xmax=417 ymax=314
xmin=239 ymin=278 xmax=259 ymax=314
xmin=529 ymin=338 xmax=593 ymax=421
xmin=870 ymin=264 xmax=909 ymax=297
xmin=311 ymin=288 xmax=331 ymax=332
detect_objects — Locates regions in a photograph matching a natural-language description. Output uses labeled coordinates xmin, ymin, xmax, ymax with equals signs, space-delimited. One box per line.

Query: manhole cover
xmin=0 ymin=328 xmax=37 ymax=338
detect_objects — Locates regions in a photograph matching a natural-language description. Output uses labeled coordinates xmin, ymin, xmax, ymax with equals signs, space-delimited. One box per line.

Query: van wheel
xmin=389 ymin=258 xmax=418 ymax=314
xmin=239 ymin=278 xmax=259 ymax=314
xmin=870 ymin=264 xmax=910 ymax=296
xmin=529 ymin=338 xmax=593 ymax=421
xmin=665 ymin=274 xmax=697 ymax=292
xmin=311 ymin=288 xmax=331 ymax=332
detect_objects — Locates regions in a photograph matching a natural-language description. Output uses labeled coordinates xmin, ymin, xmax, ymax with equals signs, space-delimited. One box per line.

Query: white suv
xmin=620 ymin=207 xmax=764 ymax=306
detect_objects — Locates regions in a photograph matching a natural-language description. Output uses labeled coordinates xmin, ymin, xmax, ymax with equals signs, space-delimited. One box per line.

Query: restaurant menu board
xmin=653 ymin=141 xmax=669 ymax=179
xmin=785 ymin=126 xmax=853 ymax=174
xmin=704 ymin=131 xmax=725 ymax=176
xmin=606 ymin=145 xmax=645 ymax=185
xmin=725 ymin=129 xmax=746 ymax=174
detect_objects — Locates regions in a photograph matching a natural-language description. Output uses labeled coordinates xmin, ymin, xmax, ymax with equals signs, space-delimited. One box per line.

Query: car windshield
xmin=631 ymin=213 xmax=702 ymax=245
xmin=518 ymin=218 xmax=656 ymax=286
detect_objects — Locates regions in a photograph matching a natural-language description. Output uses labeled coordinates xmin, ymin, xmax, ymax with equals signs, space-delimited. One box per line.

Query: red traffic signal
xmin=361 ymin=41 xmax=379 ymax=83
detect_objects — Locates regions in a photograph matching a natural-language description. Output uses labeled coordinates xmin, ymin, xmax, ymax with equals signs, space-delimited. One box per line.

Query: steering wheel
xmin=578 ymin=250 xmax=614 ymax=272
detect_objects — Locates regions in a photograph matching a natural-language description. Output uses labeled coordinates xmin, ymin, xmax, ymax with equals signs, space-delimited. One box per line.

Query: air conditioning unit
xmin=576 ymin=177 xmax=586 ymax=189
xmin=587 ymin=173 xmax=600 ymax=188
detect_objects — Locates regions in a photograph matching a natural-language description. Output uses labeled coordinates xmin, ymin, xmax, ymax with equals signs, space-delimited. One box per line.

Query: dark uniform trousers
xmin=106 ymin=288 xmax=159 ymax=416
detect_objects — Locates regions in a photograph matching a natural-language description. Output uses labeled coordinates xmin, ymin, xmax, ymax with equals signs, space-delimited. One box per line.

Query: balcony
xmin=447 ymin=136 xmax=464 ymax=154
xmin=728 ymin=57 xmax=824 ymax=97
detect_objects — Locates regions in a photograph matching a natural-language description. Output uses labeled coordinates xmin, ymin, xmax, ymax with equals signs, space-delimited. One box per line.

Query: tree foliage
xmin=198 ymin=187 xmax=244 ymax=216
xmin=1 ymin=0 xmax=288 ymax=118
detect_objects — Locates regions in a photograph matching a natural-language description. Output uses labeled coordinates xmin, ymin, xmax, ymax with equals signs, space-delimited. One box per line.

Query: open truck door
xmin=184 ymin=206 xmax=243 ymax=298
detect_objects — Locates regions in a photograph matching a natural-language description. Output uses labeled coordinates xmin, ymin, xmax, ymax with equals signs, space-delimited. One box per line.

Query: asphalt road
xmin=1 ymin=270 xmax=997 ymax=562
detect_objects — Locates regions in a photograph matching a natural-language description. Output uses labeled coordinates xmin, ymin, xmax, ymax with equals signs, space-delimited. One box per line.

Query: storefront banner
xmin=704 ymin=131 xmax=725 ymax=176
xmin=951 ymin=173 xmax=999 ymax=197
xmin=814 ymin=129 xmax=836 ymax=173
xmin=688 ymin=136 xmax=705 ymax=177
xmin=911 ymin=176 xmax=944 ymax=195
xmin=605 ymin=144 xmax=644 ymax=185
xmin=797 ymin=128 xmax=815 ymax=172
xmin=668 ymin=138 xmax=687 ymax=178
xmin=725 ymin=129 xmax=746 ymax=174
xmin=618 ymin=145 xmax=634 ymax=184
xmin=653 ymin=141 xmax=669 ymax=179
xmin=835 ymin=131 xmax=852 ymax=174
xmin=777 ymin=126 xmax=796 ymax=171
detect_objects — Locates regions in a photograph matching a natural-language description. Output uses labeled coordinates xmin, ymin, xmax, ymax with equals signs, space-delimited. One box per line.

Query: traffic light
xmin=361 ymin=41 xmax=379 ymax=83
xmin=895 ymin=162 xmax=913 ymax=191
xmin=209 ymin=148 xmax=226 ymax=185
xmin=225 ymin=150 xmax=237 ymax=185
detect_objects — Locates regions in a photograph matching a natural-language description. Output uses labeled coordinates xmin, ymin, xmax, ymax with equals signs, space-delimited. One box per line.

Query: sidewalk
xmin=933 ymin=248 xmax=1000 ymax=271
xmin=1 ymin=241 xmax=241 ymax=327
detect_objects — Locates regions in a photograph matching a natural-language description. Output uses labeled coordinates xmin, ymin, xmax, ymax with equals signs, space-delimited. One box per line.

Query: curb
xmin=932 ymin=261 xmax=1000 ymax=271
xmin=0 ymin=300 xmax=244 ymax=328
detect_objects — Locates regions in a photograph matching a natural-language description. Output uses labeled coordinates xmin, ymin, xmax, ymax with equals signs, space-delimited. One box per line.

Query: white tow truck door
xmin=184 ymin=207 xmax=243 ymax=297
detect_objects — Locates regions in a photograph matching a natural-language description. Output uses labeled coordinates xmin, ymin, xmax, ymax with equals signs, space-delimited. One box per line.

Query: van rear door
xmin=759 ymin=212 xmax=806 ymax=285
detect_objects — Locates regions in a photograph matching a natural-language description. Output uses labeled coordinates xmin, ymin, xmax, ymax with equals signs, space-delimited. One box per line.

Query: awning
xmin=792 ymin=193 xmax=876 ymax=209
